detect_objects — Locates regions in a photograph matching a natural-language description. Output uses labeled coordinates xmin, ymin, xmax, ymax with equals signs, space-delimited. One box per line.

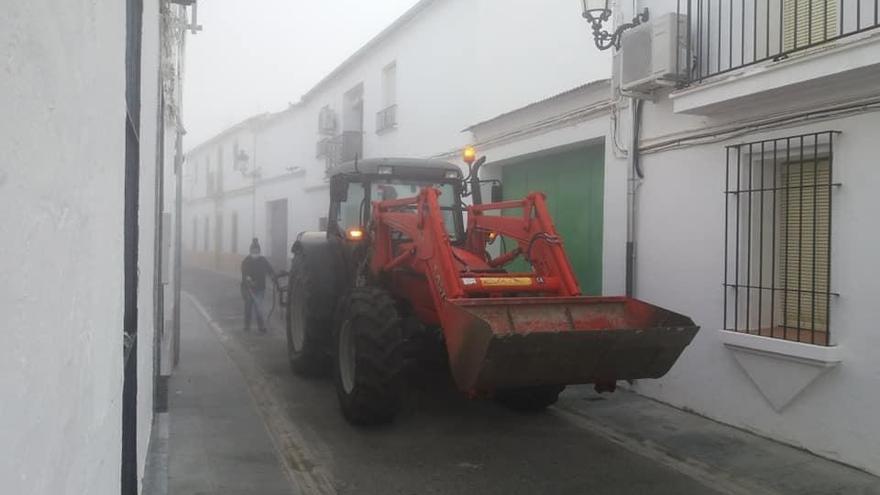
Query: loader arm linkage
xmin=369 ymin=188 xmax=698 ymax=393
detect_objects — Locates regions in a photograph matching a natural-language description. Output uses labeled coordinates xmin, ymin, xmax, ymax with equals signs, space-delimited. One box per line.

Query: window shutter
xmin=782 ymin=0 xmax=838 ymax=51
xmin=779 ymin=159 xmax=830 ymax=331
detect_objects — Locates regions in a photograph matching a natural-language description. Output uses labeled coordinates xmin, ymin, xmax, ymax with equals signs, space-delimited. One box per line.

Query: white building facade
xmin=0 ymin=1 xmax=190 ymax=493
xmin=183 ymin=0 xmax=880 ymax=477
xmin=602 ymin=0 xmax=880 ymax=476
xmin=183 ymin=0 xmax=612 ymax=285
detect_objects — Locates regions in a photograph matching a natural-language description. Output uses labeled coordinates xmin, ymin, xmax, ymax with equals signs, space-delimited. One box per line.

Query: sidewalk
xmin=555 ymin=387 xmax=880 ymax=495
xmin=164 ymin=296 xmax=294 ymax=495
xmin=149 ymin=266 xmax=880 ymax=495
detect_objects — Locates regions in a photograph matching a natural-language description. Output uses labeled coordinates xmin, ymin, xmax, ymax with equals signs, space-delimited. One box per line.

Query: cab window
xmin=337 ymin=182 xmax=366 ymax=232
xmin=370 ymin=180 xmax=461 ymax=241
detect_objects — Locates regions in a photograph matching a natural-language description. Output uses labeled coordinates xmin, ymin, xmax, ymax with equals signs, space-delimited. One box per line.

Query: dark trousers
xmin=244 ymin=288 xmax=266 ymax=331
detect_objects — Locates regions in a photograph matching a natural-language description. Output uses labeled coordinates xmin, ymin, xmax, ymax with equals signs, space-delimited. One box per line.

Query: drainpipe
xmin=625 ymin=98 xmax=644 ymax=297
xmin=252 ymin=132 xmax=258 ymax=238
xmin=173 ymin=127 xmax=183 ymax=367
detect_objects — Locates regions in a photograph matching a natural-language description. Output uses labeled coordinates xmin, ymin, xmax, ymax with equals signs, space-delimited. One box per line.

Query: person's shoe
xmin=259 ymin=327 xmax=268 ymax=334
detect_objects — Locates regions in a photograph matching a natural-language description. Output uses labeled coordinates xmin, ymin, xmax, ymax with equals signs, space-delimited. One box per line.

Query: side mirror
xmin=330 ymin=179 xmax=349 ymax=202
xmin=491 ymin=182 xmax=504 ymax=203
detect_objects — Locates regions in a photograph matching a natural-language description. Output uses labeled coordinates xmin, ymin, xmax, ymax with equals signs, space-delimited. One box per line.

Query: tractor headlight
xmin=346 ymin=227 xmax=365 ymax=241
xmin=445 ymin=170 xmax=460 ymax=179
xmin=377 ymin=165 xmax=393 ymax=175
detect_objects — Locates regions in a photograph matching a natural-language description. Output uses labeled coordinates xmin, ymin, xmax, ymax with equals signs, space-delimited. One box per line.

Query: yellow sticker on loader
xmin=479 ymin=277 xmax=533 ymax=287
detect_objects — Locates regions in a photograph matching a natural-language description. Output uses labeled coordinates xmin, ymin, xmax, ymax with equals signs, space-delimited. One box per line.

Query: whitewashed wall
xmin=598 ymin=0 xmax=880 ymax=475
xmin=0 ymin=0 xmax=165 ymax=493
xmin=184 ymin=0 xmax=610 ymax=257
xmin=138 ymin=0 xmax=162 ymax=486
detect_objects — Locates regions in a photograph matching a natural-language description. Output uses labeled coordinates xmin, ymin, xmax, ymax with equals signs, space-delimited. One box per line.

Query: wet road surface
xmin=182 ymin=267 xmax=723 ymax=495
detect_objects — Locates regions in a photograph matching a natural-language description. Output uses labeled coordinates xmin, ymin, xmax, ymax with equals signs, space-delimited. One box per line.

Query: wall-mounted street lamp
xmin=580 ymin=0 xmax=649 ymax=50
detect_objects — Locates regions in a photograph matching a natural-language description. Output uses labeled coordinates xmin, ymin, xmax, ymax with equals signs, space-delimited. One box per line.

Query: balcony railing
xmin=323 ymin=131 xmax=364 ymax=172
xmin=678 ymin=0 xmax=880 ymax=84
xmin=376 ymin=104 xmax=398 ymax=133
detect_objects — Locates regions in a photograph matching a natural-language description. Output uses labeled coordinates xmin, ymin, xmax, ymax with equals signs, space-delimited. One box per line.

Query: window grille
xmin=723 ymin=131 xmax=840 ymax=345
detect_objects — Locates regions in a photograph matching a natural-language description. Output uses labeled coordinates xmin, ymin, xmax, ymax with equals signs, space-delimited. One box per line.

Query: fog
xmin=183 ymin=0 xmax=421 ymax=147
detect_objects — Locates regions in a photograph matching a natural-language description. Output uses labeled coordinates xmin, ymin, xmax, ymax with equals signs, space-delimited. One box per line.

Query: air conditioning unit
xmin=619 ymin=13 xmax=688 ymax=94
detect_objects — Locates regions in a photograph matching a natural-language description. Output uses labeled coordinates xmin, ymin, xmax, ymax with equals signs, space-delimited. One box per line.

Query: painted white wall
xmin=0 ymin=1 xmax=173 ymax=493
xmin=184 ymin=0 xmax=610 ymax=258
xmin=0 ymin=1 xmax=168 ymax=493
xmin=597 ymin=0 xmax=880 ymax=474
xmin=618 ymin=113 xmax=880 ymax=475
xmin=137 ymin=0 xmax=163 ymax=486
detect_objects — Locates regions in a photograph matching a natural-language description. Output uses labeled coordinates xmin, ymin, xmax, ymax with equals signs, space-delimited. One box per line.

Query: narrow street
xmin=175 ymin=267 xmax=720 ymax=495
xmin=172 ymin=267 xmax=880 ymax=495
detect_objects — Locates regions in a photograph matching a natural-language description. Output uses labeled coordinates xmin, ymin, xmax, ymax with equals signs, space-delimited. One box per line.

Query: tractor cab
xmin=326 ymin=158 xmax=468 ymax=243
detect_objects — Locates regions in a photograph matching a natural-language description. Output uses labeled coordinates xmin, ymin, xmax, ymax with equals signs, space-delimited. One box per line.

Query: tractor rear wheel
xmin=495 ymin=385 xmax=566 ymax=412
xmin=286 ymin=256 xmax=330 ymax=377
xmin=335 ymin=287 xmax=405 ymax=425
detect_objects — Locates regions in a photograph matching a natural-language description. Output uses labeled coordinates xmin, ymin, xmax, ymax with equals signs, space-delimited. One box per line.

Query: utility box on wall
xmin=619 ymin=13 xmax=688 ymax=93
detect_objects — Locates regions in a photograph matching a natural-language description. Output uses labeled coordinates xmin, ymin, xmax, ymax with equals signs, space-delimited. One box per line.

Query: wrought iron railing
xmin=376 ymin=104 xmax=398 ymax=133
xmin=723 ymin=131 xmax=840 ymax=346
xmin=323 ymin=131 xmax=364 ymax=172
xmin=678 ymin=0 xmax=880 ymax=84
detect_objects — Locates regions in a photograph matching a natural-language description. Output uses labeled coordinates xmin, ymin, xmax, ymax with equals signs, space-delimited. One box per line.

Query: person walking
xmin=241 ymin=238 xmax=275 ymax=333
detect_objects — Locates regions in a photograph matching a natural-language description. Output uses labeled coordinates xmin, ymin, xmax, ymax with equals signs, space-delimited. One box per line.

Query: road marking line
xmin=184 ymin=292 xmax=338 ymax=495
xmin=551 ymin=406 xmax=780 ymax=495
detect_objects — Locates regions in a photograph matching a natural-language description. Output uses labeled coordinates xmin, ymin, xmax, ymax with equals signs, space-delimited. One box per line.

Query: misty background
xmin=183 ymin=0 xmax=420 ymax=147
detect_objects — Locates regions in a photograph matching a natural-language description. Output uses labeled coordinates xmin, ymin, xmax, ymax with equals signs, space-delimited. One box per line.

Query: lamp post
xmin=580 ymin=0 xmax=649 ymax=50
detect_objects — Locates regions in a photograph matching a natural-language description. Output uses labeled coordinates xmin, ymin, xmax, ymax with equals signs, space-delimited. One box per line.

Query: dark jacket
xmin=241 ymin=255 xmax=274 ymax=291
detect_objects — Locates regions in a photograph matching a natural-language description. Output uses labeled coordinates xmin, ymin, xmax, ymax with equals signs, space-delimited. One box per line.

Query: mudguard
xmin=291 ymin=232 xmax=347 ymax=326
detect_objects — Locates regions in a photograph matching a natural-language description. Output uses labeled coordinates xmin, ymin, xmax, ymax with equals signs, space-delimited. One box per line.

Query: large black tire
xmin=335 ymin=287 xmax=405 ymax=425
xmin=286 ymin=256 xmax=330 ymax=377
xmin=495 ymin=385 xmax=566 ymax=412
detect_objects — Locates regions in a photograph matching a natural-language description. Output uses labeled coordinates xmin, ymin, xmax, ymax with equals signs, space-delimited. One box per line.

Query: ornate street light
xmin=580 ymin=0 xmax=649 ymax=51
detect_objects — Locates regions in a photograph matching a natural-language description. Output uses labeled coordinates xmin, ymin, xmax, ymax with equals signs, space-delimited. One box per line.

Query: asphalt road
xmin=183 ymin=267 xmax=722 ymax=495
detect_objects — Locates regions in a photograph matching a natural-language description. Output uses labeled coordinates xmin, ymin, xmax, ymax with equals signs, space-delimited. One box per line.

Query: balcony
xmin=672 ymin=0 xmax=880 ymax=115
xmin=678 ymin=0 xmax=880 ymax=82
xmin=376 ymin=104 xmax=398 ymax=134
xmin=321 ymin=131 xmax=363 ymax=172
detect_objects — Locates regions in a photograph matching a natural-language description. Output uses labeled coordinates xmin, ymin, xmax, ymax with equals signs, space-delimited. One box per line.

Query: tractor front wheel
xmin=495 ymin=385 xmax=566 ymax=412
xmin=335 ymin=287 xmax=405 ymax=425
xmin=286 ymin=257 xmax=330 ymax=377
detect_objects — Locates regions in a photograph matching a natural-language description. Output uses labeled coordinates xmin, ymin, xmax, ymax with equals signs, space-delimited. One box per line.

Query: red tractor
xmin=286 ymin=157 xmax=697 ymax=425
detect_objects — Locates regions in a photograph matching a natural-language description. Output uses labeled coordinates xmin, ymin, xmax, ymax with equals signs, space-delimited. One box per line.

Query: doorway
xmin=502 ymin=144 xmax=605 ymax=295
xmin=266 ymin=199 xmax=289 ymax=270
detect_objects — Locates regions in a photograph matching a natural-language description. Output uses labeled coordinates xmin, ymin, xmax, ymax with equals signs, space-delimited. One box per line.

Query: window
xmin=377 ymin=62 xmax=398 ymax=133
xmin=370 ymin=180 xmax=462 ymax=240
xmin=337 ymin=182 xmax=367 ymax=232
xmin=215 ymin=213 xmax=223 ymax=255
xmin=782 ymin=0 xmax=839 ymax=52
xmin=231 ymin=211 xmax=239 ymax=253
xmin=382 ymin=62 xmax=397 ymax=108
xmin=215 ymin=146 xmax=224 ymax=192
xmin=203 ymin=216 xmax=210 ymax=251
xmin=780 ymin=159 xmax=830 ymax=332
xmin=723 ymin=132 xmax=838 ymax=346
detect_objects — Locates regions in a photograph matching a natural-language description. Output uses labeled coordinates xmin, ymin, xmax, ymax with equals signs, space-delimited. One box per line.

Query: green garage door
xmin=502 ymin=145 xmax=604 ymax=296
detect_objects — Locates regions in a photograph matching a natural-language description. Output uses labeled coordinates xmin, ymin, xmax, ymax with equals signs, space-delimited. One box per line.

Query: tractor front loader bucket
xmin=439 ymin=296 xmax=699 ymax=392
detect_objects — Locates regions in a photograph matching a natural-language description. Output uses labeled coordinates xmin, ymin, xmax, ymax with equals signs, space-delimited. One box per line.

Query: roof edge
xmin=463 ymin=79 xmax=612 ymax=132
xmin=300 ymin=0 xmax=438 ymax=103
